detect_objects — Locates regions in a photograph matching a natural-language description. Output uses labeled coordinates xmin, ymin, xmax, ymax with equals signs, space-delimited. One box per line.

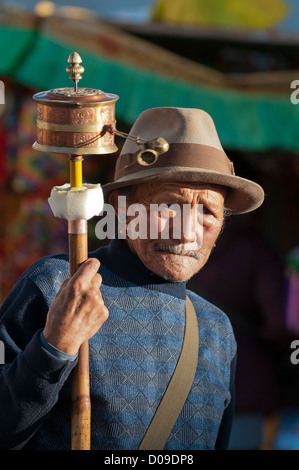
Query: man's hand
xmin=43 ymin=258 xmax=108 ymax=355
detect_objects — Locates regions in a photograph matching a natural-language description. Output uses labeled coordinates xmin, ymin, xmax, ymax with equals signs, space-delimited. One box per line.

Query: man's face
xmin=112 ymin=181 xmax=226 ymax=282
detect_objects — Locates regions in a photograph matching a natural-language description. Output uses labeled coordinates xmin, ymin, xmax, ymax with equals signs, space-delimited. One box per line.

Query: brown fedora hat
xmin=103 ymin=107 xmax=264 ymax=214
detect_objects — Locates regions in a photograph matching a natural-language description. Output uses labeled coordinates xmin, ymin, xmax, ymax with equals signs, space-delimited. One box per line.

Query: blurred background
xmin=1 ymin=0 xmax=299 ymax=450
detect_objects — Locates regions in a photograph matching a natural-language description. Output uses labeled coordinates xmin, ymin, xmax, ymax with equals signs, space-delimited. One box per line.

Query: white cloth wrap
xmin=48 ymin=183 xmax=104 ymax=221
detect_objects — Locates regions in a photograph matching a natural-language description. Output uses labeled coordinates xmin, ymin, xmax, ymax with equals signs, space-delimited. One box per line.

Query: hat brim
xmin=102 ymin=166 xmax=264 ymax=215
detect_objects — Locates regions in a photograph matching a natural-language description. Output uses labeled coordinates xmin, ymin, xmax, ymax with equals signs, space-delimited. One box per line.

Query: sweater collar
xmin=94 ymin=237 xmax=187 ymax=300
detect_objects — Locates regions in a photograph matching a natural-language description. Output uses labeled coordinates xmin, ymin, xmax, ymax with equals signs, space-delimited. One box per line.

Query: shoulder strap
xmin=138 ymin=296 xmax=199 ymax=450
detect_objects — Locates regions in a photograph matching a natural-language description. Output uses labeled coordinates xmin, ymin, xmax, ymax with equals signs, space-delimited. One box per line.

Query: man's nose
xmin=179 ymin=205 xmax=198 ymax=243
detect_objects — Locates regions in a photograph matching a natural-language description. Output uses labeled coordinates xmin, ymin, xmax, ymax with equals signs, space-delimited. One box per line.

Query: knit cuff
xmin=39 ymin=331 xmax=78 ymax=362
xmin=23 ymin=330 xmax=77 ymax=381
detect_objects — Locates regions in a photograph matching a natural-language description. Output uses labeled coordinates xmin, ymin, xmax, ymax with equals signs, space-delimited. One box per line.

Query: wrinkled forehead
xmin=133 ymin=181 xmax=227 ymax=202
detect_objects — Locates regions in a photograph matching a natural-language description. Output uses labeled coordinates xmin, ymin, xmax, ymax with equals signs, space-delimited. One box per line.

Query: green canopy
xmin=0 ymin=20 xmax=297 ymax=153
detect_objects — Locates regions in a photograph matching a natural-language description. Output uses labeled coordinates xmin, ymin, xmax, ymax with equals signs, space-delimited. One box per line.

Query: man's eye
xmin=202 ymin=206 xmax=213 ymax=215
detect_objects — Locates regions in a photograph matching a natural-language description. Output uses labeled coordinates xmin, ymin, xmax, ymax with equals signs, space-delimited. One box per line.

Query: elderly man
xmin=0 ymin=107 xmax=264 ymax=450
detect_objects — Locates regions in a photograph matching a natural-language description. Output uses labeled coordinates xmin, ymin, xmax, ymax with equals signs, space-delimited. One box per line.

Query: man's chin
xmin=149 ymin=252 xmax=201 ymax=282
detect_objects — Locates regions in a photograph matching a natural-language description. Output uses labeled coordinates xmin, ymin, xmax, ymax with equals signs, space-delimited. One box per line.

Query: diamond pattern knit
xmin=0 ymin=238 xmax=236 ymax=450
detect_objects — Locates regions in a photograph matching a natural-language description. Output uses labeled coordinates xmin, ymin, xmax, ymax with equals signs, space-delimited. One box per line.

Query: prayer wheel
xmin=32 ymin=51 xmax=119 ymax=155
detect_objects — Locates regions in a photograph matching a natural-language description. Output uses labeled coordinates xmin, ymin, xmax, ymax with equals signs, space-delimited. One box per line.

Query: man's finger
xmin=70 ymin=258 xmax=101 ymax=287
xmin=59 ymin=279 xmax=70 ymax=291
xmin=90 ymin=272 xmax=103 ymax=290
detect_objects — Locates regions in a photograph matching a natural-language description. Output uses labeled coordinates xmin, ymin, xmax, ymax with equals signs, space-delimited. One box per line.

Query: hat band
xmin=115 ymin=143 xmax=234 ymax=181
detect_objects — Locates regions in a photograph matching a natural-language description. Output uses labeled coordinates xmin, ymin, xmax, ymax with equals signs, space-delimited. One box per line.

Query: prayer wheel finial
xmin=66 ymin=52 xmax=84 ymax=92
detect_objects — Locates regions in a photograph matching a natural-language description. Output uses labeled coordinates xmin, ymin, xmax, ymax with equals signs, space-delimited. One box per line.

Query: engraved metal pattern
xmin=43 ymin=106 xmax=68 ymax=124
xmin=35 ymin=98 xmax=117 ymax=154
xmin=51 ymin=131 xmax=67 ymax=147
xmin=37 ymin=104 xmax=43 ymax=121
xmin=51 ymin=87 xmax=99 ymax=97
xmin=70 ymin=108 xmax=95 ymax=125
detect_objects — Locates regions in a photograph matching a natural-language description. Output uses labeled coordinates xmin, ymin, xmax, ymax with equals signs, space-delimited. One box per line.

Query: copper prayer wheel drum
xmin=32 ymin=53 xmax=119 ymax=155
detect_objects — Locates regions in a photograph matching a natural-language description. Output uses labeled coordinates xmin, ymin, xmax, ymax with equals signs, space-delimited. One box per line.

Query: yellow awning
xmin=152 ymin=0 xmax=289 ymax=30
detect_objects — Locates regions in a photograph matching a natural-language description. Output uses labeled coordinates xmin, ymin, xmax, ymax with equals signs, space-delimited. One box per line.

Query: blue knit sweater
xmin=0 ymin=238 xmax=236 ymax=450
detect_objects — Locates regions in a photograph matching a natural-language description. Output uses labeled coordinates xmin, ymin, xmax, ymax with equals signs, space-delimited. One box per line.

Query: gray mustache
xmin=155 ymin=244 xmax=199 ymax=260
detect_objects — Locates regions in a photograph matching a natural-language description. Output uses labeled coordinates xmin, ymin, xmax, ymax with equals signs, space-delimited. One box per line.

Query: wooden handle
xmin=71 ymin=340 xmax=91 ymax=450
xmin=68 ymin=223 xmax=91 ymax=450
